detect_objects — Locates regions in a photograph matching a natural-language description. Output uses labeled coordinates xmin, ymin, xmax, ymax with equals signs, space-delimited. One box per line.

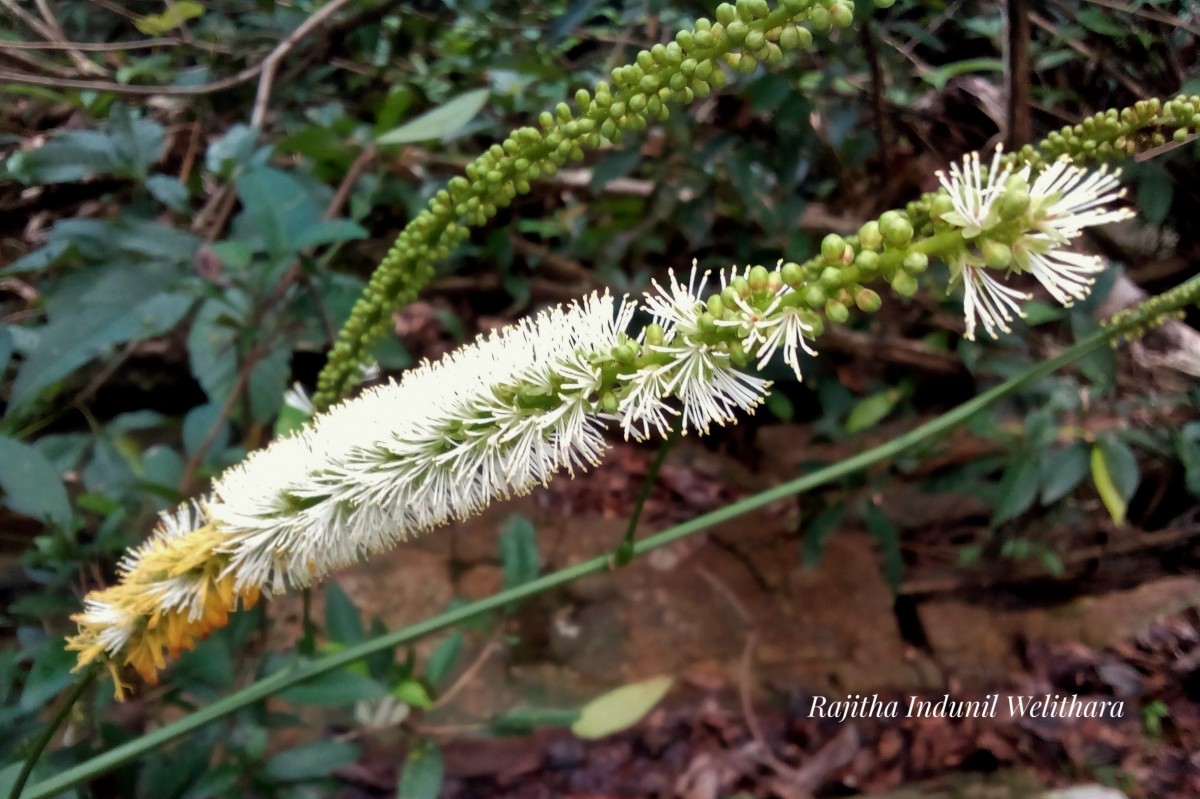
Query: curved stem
xmin=8 ymin=664 xmax=99 ymax=799
xmin=25 ymin=272 xmax=1200 ymax=799
xmin=614 ymin=422 xmax=681 ymax=566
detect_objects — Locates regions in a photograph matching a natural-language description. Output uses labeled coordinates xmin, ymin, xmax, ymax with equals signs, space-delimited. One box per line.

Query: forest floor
xmin=265 ymin=430 xmax=1200 ymax=798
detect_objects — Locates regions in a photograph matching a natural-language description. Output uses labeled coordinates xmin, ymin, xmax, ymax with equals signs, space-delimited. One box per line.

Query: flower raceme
xmin=67 ymin=148 xmax=1132 ymax=695
xmin=933 ymin=147 xmax=1135 ymax=340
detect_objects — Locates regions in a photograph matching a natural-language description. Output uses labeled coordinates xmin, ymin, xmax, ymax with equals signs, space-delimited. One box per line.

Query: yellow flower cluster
xmin=66 ymin=523 xmax=260 ymax=698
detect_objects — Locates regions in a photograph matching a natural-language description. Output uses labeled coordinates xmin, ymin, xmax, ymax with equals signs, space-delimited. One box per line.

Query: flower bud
xmin=903 ymin=252 xmax=928 ymax=274
xmin=980 ymin=239 xmax=1012 ymax=270
xmin=997 ymin=187 xmax=1030 ymax=219
xmin=854 ymin=250 xmax=879 ymax=275
xmin=601 ymin=392 xmax=619 ymax=414
xmin=892 ymin=272 xmax=919 ymax=297
xmin=781 ymin=261 xmax=803 ymax=287
xmin=748 ymin=265 xmax=770 ymax=292
xmin=880 ymin=211 xmax=914 ymax=246
xmin=821 ymin=234 xmax=846 ymax=264
xmin=805 ymin=285 xmax=827 ymax=308
xmin=929 ymin=194 xmax=955 ymax=222
xmin=728 ymin=340 xmax=749 ymax=368
xmin=830 ymin=2 xmax=855 ymax=27
xmin=819 ymin=266 xmax=842 ymax=291
xmin=855 ymin=288 xmax=882 ymax=313
xmin=858 ymin=221 xmax=883 ymax=250
xmin=645 ymin=323 xmax=665 ymax=347
xmin=825 ymin=299 xmax=850 ymax=324
xmin=726 ymin=19 xmax=749 ymax=43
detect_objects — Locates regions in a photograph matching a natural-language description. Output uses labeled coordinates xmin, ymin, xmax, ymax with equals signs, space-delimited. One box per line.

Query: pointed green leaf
xmin=1091 ymin=439 xmax=1140 ymax=525
xmin=0 ymin=436 xmax=71 ymax=527
xmin=263 ymin=740 xmax=359 ymax=781
xmin=424 ymin=631 xmax=462 ymax=687
xmin=376 ymin=89 xmax=490 ymax=145
xmin=571 ymin=675 xmax=674 ymax=740
xmin=397 ymin=738 xmax=444 ymax=799
xmin=324 ymin=581 xmax=364 ymax=645
xmin=845 ymin=388 xmax=903 ymax=434
xmin=498 ymin=514 xmax=539 ymax=589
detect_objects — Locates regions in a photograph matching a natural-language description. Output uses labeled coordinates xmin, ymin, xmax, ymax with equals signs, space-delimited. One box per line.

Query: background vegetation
xmin=1 ymin=0 xmax=1198 ymax=796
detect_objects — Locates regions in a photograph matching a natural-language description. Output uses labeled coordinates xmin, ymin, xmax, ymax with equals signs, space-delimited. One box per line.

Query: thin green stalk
xmin=614 ymin=422 xmax=681 ymax=566
xmin=299 ymin=588 xmax=316 ymax=656
xmin=23 ymin=273 xmax=1199 ymax=799
xmin=8 ymin=664 xmax=98 ymax=799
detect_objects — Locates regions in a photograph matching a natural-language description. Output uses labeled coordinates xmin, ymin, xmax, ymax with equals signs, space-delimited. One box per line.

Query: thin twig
xmin=176 ymin=343 xmax=268 ymax=494
xmin=33 ymin=0 xmax=108 ymax=76
xmin=0 ymin=0 xmax=58 ymax=43
xmin=0 ymin=65 xmax=263 ymax=95
xmin=250 ymin=0 xmax=354 ymax=128
xmin=0 ymin=37 xmax=181 ymax=51
xmin=1083 ymin=0 xmax=1200 ymax=37
xmin=433 ymin=636 xmax=501 ymax=709
xmin=324 ymin=145 xmax=375 ymax=221
xmin=0 ymin=0 xmax=347 ymax=101
xmin=1029 ymin=12 xmax=1144 ymax=97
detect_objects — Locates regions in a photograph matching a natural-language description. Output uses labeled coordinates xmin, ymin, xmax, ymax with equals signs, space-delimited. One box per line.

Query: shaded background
xmin=1 ymin=0 xmax=1199 ymax=796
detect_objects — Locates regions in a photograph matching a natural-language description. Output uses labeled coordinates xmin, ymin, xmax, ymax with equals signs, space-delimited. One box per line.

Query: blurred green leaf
xmin=0 ymin=436 xmax=71 ymax=527
xmin=571 ymin=675 xmax=674 ymax=740
xmin=424 ymin=631 xmax=462 ymax=687
xmin=498 ymin=514 xmax=539 ymax=589
xmin=992 ymin=456 xmax=1041 ymax=526
xmin=1138 ymin=169 xmax=1173 ymax=226
xmin=863 ymin=502 xmax=902 ymax=592
xmin=392 ymin=678 xmax=433 ymax=710
xmin=279 ymin=669 xmax=388 ymax=706
xmin=0 ymin=326 xmax=11 ymax=376
xmin=1177 ymin=422 xmax=1200 ymax=497
xmin=18 ymin=644 xmax=75 ymax=711
xmin=187 ymin=294 xmax=290 ymax=424
xmin=921 ymin=58 xmax=1004 ymax=90
xmin=1039 ymin=443 xmax=1089 ymax=505
xmin=397 ymin=738 xmax=443 ymax=799
xmin=801 ymin=503 xmax=844 ymax=567
xmin=134 ymin=1 xmax=205 ymax=35
xmin=145 ymin=174 xmax=190 ymax=211
xmin=325 ymin=581 xmax=365 ymax=645
xmin=1091 ymin=439 xmax=1140 ymax=525
xmin=10 ymin=291 xmax=192 ymax=412
xmin=263 ymin=739 xmax=360 ymax=782
xmin=845 ymin=387 xmax=903 ymax=434
xmin=376 ymin=88 xmax=490 ymax=145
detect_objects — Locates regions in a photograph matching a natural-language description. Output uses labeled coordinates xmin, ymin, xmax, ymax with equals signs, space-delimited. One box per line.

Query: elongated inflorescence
xmin=68 ymin=146 xmax=1135 ymax=696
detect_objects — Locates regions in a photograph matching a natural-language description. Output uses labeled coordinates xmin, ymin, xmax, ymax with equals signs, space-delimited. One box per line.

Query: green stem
xmin=614 ymin=422 xmax=680 ymax=566
xmin=25 ymin=273 xmax=1199 ymax=799
xmin=299 ymin=588 xmax=316 ymax=656
xmin=9 ymin=664 xmax=98 ymax=799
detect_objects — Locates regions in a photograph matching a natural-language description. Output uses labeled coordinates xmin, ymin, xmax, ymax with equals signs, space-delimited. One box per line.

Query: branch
xmin=250 ymin=0 xmax=354 ymax=128
xmin=0 ymin=38 xmax=181 ymax=51
xmin=0 ymin=0 xmax=352 ymax=103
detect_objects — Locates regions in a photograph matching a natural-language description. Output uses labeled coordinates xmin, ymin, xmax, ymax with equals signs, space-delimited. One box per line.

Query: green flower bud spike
xmin=314 ymin=0 xmax=871 ymax=409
